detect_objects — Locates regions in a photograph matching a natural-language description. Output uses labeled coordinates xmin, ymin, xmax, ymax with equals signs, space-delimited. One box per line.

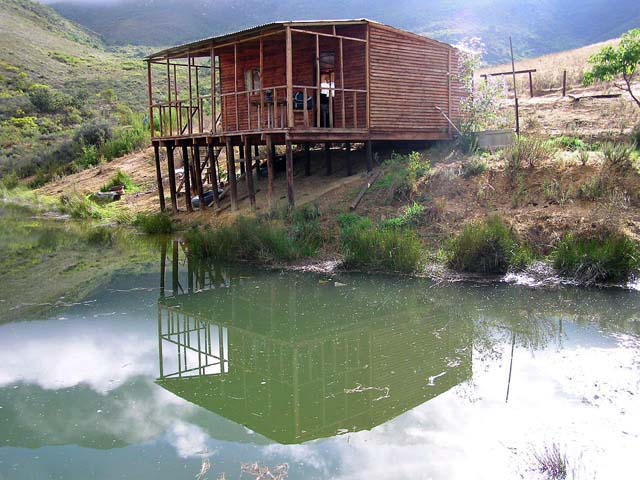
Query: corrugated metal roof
xmin=146 ymin=19 xmax=371 ymax=60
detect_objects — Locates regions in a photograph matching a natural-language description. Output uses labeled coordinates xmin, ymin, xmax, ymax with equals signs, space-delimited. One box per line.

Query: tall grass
xmin=186 ymin=207 xmax=323 ymax=264
xmin=503 ymin=136 xmax=555 ymax=180
xmin=100 ymin=169 xmax=140 ymax=192
xmin=134 ymin=212 xmax=174 ymax=234
xmin=338 ymin=213 xmax=422 ymax=273
xmin=552 ymin=227 xmax=639 ymax=284
xmin=377 ymin=151 xmax=431 ymax=201
xmin=601 ymin=141 xmax=636 ymax=173
xmin=446 ymin=215 xmax=528 ymax=274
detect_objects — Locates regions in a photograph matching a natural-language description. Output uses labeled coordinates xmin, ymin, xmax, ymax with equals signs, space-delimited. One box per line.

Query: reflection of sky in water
xmin=1 ymin=270 xmax=639 ymax=479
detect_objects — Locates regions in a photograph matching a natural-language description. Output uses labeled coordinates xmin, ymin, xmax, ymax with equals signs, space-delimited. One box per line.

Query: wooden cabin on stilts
xmin=145 ymin=19 xmax=465 ymax=213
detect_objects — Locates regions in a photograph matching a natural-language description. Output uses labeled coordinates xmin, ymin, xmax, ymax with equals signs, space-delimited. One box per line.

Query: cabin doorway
xmin=317 ymin=52 xmax=335 ymax=128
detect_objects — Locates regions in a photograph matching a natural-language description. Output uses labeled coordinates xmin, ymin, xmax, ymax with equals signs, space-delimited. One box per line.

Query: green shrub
xmin=632 ymin=125 xmax=640 ymax=147
xmin=380 ymin=202 xmax=426 ymax=230
xmin=553 ymin=136 xmax=586 ymax=151
xmin=28 ymin=84 xmax=68 ymax=113
xmin=552 ymin=227 xmax=639 ymax=284
xmin=1 ymin=172 xmax=19 ymax=190
xmin=601 ymin=142 xmax=636 ymax=173
xmin=134 ymin=212 xmax=174 ymax=234
xmin=461 ymin=155 xmax=487 ymax=178
xmin=577 ymin=150 xmax=590 ymax=166
xmin=288 ymin=204 xmax=323 ymax=256
xmin=74 ymin=122 xmax=113 ymax=147
xmin=503 ymin=136 xmax=554 ymax=176
xmin=58 ymin=194 xmax=105 ymax=220
xmin=79 ymin=145 xmax=101 ymax=168
xmin=378 ymin=151 xmax=431 ymax=201
xmin=446 ymin=215 xmax=520 ymax=274
xmin=338 ymin=213 xmax=422 ymax=272
xmin=100 ymin=170 xmax=139 ymax=193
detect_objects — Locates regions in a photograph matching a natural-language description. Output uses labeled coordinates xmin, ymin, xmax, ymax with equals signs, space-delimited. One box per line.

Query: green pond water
xmin=1 ymin=210 xmax=639 ymax=479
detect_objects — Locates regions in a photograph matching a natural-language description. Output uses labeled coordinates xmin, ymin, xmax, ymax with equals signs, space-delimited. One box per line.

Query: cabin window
xmin=244 ymin=69 xmax=260 ymax=93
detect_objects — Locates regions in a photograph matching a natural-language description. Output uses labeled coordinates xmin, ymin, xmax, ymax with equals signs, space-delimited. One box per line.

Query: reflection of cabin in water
xmin=145 ymin=20 xmax=465 ymax=213
xmin=155 ymin=248 xmax=471 ymax=444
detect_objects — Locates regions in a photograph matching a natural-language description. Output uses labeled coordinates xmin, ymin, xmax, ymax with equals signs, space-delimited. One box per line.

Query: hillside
xmin=47 ymin=0 xmax=640 ymax=64
xmin=0 ymin=0 xmax=151 ymax=180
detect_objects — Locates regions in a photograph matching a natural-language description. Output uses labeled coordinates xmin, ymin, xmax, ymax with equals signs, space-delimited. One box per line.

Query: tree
xmin=584 ymin=29 xmax=640 ymax=109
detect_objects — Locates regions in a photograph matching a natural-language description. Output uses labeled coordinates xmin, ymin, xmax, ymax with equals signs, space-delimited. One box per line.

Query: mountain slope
xmin=0 ymin=0 xmax=149 ymax=177
xmin=48 ymin=0 xmax=640 ymax=63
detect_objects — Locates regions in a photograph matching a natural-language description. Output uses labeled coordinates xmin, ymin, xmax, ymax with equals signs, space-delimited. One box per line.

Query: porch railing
xmin=152 ymin=85 xmax=367 ymax=138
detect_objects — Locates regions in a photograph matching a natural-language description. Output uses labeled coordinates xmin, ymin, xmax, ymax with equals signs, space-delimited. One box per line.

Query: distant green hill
xmin=0 ymin=0 xmax=150 ymax=180
xmin=48 ymin=0 xmax=640 ymax=64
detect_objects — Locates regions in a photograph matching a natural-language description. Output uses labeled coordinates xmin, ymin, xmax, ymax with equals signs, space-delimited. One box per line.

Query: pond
xmin=0 ymin=212 xmax=639 ymax=479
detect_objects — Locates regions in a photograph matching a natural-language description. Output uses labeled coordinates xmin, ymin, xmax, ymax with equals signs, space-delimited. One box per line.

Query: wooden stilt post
xmin=153 ymin=142 xmax=166 ymax=211
xmin=238 ymin=142 xmax=245 ymax=174
xmin=208 ymin=143 xmax=220 ymax=210
xmin=286 ymin=140 xmax=295 ymax=210
xmin=266 ymin=135 xmax=274 ymax=211
xmin=253 ymin=144 xmax=262 ymax=180
xmin=325 ymin=142 xmax=332 ymax=176
xmin=304 ymin=143 xmax=311 ymax=176
xmin=346 ymin=142 xmax=353 ymax=176
xmin=193 ymin=145 xmax=206 ymax=209
xmin=366 ymin=140 xmax=373 ymax=173
xmin=166 ymin=143 xmax=178 ymax=212
xmin=244 ymin=138 xmax=256 ymax=211
xmin=181 ymin=144 xmax=193 ymax=212
xmin=225 ymin=137 xmax=238 ymax=211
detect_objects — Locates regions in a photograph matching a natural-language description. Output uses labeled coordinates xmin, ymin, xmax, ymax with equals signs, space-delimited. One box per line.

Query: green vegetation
xmin=552 ymin=135 xmax=586 ymax=151
xmin=338 ymin=213 xmax=422 ymax=273
xmin=601 ymin=141 xmax=636 ymax=173
xmin=503 ymin=136 xmax=555 ymax=178
xmin=376 ymin=152 xmax=430 ymax=201
xmin=380 ymin=202 xmax=426 ymax=230
xmin=0 ymin=0 xmax=152 ymax=183
xmin=552 ymin=227 xmax=639 ymax=284
xmin=100 ymin=170 xmax=139 ymax=193
xmin=461 ymin=155 xmax=488 ymax=178
xmin=584 ymin=28 xmax=640 ymax=109
xmin=186 ymin=206 xmax=323 ymax=264
xmin=58 ymin=193 xmax=106 ymax=220
xmin=134 ymin=212 xmax=174 ymax=234
xmin=446 ymin=216 xmax=529 ymax=275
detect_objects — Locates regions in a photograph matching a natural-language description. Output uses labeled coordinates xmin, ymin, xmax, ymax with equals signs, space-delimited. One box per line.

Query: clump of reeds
xmin=446 ymin=215 xmax=533 ymax=274
xmin=338 ymin=213 xmax=422 ymax=273
xmin=133 ymin=211 xmax=174 ymax=234
xmin=552 ymin=225 xmax=639 ymax=284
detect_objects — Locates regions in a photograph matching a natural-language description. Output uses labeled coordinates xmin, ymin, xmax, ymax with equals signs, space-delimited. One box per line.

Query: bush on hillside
xmin=446 ymin=215 xmax=526 ymax=274
xmin=552 ymin=226 xmax=639 ymax=284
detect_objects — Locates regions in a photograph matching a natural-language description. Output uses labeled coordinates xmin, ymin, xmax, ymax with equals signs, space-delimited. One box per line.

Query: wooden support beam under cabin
xmin=324 ymin=142 xmax=332 ymax=176
xmin=366 ymin=140 xmax=373 ymax=172
xmin=345 ymin=143 xmax=353 ymax=176
xmin=285 ymin=140 xmax=295 ymax=209
xmin=266 ymin=135 xmax=274 ymax=211
xmin=225 ymin=137 xmax=238 ymax=211
xmin=238 ymin=142 xmax=245 ymax=174
xmin=244 ymin=139 xmax=256 ymax=211
xmin=208 ymin=143 xmax=220 ymax=210
xmin=153 ymin=143 xmax=166 ymax=211
xmin=193 ymin=145 xmax=206 ymax=209
xmin=304 ymin=143 xmax=311 ymax=176
xmin=181 ymin=145 xmax=193 ymax=212
xmin=166 ymin=144 xmax=178 ymax=212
